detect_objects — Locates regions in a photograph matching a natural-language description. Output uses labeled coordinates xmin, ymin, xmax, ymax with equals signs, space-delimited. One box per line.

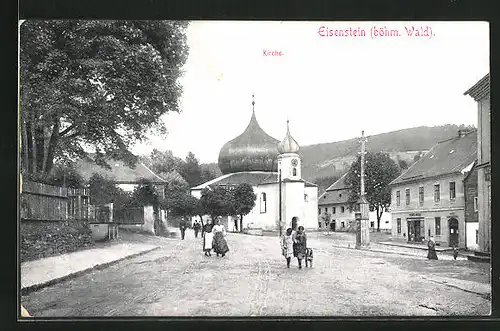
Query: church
xmin=190 ymin=96 xmax=318 ymax=232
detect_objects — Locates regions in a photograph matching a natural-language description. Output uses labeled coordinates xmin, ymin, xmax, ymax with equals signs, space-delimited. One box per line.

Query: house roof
xmin=318 ymin=187 xmax=350 ymax=206
xmin=464 ymin=73 xmax=490 ymax=101
xmin=390 ymin=131 xmax=477 ymax=186
xmin=75 ymin=157 xmax=167 ymax=184
xmin=325 ymin=172 xmax=350 ymax=191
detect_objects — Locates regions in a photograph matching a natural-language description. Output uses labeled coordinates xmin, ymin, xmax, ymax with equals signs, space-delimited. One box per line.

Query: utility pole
xmin=355 ymin=130 xmax=370 ymax=249
xmin=360 ymin=130 xmax=366 ymax=196
xmin=278 ymin=168 xmax=282 ymax=237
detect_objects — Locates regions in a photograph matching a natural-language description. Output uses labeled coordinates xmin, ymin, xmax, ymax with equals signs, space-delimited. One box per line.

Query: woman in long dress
xmin=281 ymin=228 xmax=294 ymax=268
xmin=212 ymin=217 xmax=229 ymax=257
xmin=293 ymin=226 xmax=307 ymax=269
xmin=427 ymin=236 xmax=438 ymax=260
xmin=203 ymin=219 xmax=214 ymax=256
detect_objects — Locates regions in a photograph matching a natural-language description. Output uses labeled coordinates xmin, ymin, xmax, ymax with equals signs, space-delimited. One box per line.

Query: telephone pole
xmin=360 ymin=130 xmax=366 ymax=196
xmin=355 ymin=130 xmax=370 ymax=249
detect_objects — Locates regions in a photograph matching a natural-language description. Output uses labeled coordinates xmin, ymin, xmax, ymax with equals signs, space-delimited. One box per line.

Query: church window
xmin=304 ymin=194 xmax=308 ymax=202
xmin=341 ymin=206 xmax=345 ymax=213
xmin=332 ymin=207 xmax=336 ymax=214
xmin=293 ymin=167 xmax=297 ymax=176
xmin=260 ymin=193 xmax=267 ymax=213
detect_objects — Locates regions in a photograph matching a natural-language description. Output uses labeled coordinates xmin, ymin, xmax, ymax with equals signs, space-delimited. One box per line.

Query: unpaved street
xmin=22 ymin=231 xmax=491 ymax=316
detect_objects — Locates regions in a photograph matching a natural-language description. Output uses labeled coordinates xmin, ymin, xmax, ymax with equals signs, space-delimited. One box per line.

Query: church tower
xmin=277 ymin=121 xmax=304 ymax=231
xmin=277 ymin=120 xmax=301 ymax=180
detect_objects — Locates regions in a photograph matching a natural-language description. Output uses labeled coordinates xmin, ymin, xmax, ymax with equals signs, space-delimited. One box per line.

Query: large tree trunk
xmin=376 ymin=206 xmax=383 ymax=232
xmin=29 ymin=114 xmax=37 ymax=175
xmin=21 ymin=119 xmax=29 ymax=173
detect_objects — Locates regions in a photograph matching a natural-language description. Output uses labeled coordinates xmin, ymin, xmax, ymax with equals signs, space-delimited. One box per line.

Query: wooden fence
xmin=21 ymin=181 xmax=69 ymax=221
xmin=114 ymin=207 xmax=145 ymax=225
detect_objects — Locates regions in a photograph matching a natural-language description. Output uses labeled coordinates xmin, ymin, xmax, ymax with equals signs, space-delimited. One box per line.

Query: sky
xmin=131 ymin=21 xmax=489 ymax=164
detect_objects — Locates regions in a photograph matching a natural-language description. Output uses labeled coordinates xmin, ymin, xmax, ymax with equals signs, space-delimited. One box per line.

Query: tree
xmin=413 ymin=152 xmax=422 ymax=163
xmin=88 ymin=173 xmax=130 ymax=207
xmin=321 ymin=212 xmax=332 ymax=232
xmin=345 ymin=152 xmax=401 ymax=232
xmin=20 ymin=20 xmax=189 ymax=178
xmin=398 ymin=159 xmax=409 ymax=170
xmin=141 ymin=149 xmax=184 ymax=178
xmin=231 ymin=183 xmax=257 ymax=232
xmin=180 ymin=152 xmax=202 ymax=187
xmin=129 ymin=179 xmax=160 ymax=209
xmin=199 ymin=186 xmax=234 ymax=221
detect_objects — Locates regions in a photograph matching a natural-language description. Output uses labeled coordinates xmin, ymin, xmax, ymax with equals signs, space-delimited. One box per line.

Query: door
xmin=292 ymin=217 xmax=298 ymax=231
xmin=407 ymin=221 xmax=412 ymax=242
xmin=449 ymin=218 xmax=459 ymax=247
xmin=331 ymin=221 xmax=336 ymax=232
xmin=414 ymin=220 xmax=421 ymax=242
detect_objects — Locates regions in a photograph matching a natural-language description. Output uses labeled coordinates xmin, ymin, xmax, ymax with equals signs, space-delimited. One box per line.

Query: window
xmin=405 ymin=189 xmax=410 ymax=205
xmin=397 ymin=218 xmax=401 ymax=234
xmin=449 ymin=182 xmax=456 ymax=200
xmin=339 ymin=193 xmax=342 ymax=197
xmin=318 ymin=221 xmax=322 ymax=228
xmin=435 ymin=217 xmax=441 ymax=236
xmin=396 ymin=191 xmax=401 ymax=206
xmin=476 ymin=229 xmax=479 ymax=244
xmin=434 ymin=184 xmax=440 ymax=202
xmin=341 ymin=206 xmax=345 ymax=213
xmin=304 ymin=194 xmax=308 ymax=202
xmin=292 ymin=167 xmax=297 ymax=176
xmin=332 ymin=207 xmax=336 ymax=214
xmin=370 ymin=221 xmax=375 ymax=228
xmin=260 ymin=193 xmax=267 ymax=213
xmin=419 ymin=187 xmax=424 ymax=205
xmin=324 ymin=208 xmax=327 ymax=213
xmin=341 ymin=221 xmax=345 ymax=228
xmin=474 ymin=197 xmax=478 ymax=212
xmin=318 ymin=208 xmax=321 ymax=215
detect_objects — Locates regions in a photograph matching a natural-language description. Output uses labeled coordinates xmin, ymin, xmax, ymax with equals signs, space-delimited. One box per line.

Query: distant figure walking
xmin=427 ymin=236 xmax=438 ymax=260
xmin=212 ymin=217 xmax=229 ymax=257
xmin=293 ymin=226 xmax=307 ymax=269
xmin=453 ymin=245 xmax=459 ymax=260
xmin=179 ymin=217 xmax=187 ymax=240
xmin=193 ymin=220 xmax=201 ymax=238
xmin=281 ymin=228 xmax=294 ymax=268
xmin=203 ymin=219 xmax=213 ymax=256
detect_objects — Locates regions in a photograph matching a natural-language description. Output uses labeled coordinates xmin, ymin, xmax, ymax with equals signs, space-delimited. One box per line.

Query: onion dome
xmin=278 ymin=120 xmax=300 ymax=154
xmin=218 ymin=95 xmax=280 ymax=174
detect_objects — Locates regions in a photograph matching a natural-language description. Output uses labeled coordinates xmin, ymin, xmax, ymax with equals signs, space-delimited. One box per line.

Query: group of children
xmin=281 ymin=226 xmax=313 ymax=269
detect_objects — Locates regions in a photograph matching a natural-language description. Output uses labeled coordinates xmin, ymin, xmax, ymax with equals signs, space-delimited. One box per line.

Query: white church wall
xmin=283 ymin=181 xmax=306 ymax=230
xmin=303 ymin=186 xmax=319 ymax=230
xmin=278 ymin=153 xmax=301 ymax=180
xmin=253 ymin=184 xmax=279 ymax=230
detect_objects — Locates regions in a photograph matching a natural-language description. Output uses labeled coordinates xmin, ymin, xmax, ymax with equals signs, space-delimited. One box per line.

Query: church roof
xmin=191 ymin=171 xmax=277 ymax=190
xmin=278 ymin=121 xmax=300 ymax=154
xmin=74 ymin=157 xmax=167 ymax=184
xmin=218 ymin=97 xmax=280 ymax=174
xmin=191 ymin=171 xmax=317 ymax=190
xmin=390 ymin=130 xmax=477 ymax=186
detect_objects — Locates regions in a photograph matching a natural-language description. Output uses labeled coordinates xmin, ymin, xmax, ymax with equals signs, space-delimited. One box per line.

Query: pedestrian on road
xmin=281 ymin=228 xmax=294 ymax=268
xmin=293 ymin=226 xmax=307 ymax=269
xmin=203 ymin=219 xmax=214 ymax=256
xmin=427 ymin=236 xmax=438 ymax=260
xmin=193 ymin=220 xmax=201 ymax=238
xmin=180 ymin=217 xmax=188 ymax=240
xmin=213 ymin=216 xmax=229 ymax=257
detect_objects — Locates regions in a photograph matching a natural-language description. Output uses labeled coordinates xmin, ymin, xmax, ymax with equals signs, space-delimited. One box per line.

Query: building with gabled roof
xmin=318 ymin=172 xmax=392 ymax=232
xmin=464 ymin=73 xmax=490 ymax=253
xmin=190 ymin=95 xmax=318 ymax=232
xmin=389 ymin=130 xmax=477 ymax=248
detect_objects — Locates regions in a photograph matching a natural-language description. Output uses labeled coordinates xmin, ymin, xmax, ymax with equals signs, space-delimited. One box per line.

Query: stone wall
xmin=20 ymin=219 xmax=94 ymax=263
